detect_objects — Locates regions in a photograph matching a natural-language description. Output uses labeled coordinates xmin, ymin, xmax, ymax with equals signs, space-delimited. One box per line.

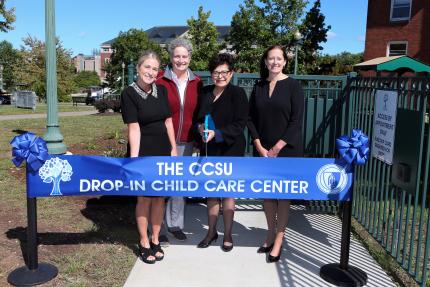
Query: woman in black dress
xmin=121 ymin=51 xmax=177 ymax=264
xmin=248 ymin=45 xmax=304 ymax=263
xmin=195 ymin=53 xmax=248 ymax=252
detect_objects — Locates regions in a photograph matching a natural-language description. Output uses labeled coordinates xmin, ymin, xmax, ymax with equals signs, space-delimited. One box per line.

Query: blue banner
xmin=26 ymin=155 xmax=353 ymax=201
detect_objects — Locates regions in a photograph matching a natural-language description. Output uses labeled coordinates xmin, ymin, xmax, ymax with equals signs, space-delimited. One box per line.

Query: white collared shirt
xmin=171 ymin=70 xmax=189 ymax=105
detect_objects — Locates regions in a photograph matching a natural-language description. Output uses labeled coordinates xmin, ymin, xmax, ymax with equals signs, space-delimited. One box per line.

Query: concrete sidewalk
xmin=0 ymin=110 xmax=97 ymax=121
xmin=124 ymin=204 xmax=395 ymax=287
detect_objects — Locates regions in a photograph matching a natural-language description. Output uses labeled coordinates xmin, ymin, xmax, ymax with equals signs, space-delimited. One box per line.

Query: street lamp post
xmin=294 ymin=31 xmax=303 ymax=75
xmin=128 ymin=61 xmax=135 ymax=85
xmin=43 ymin=0 xmax=66 ymax=154
xmin=0 ymin=65 xmax=3 ymax=91
xmin=121 ymin=62 xmax=125 ymax=91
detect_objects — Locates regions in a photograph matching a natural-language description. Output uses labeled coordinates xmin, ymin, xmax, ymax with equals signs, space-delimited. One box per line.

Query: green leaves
xmin=107 ymin=29 xmax=167 ymax=90
xmin=0 ymin=0 xmax=16 ymax=33
xmin=12 ymin=36 xmax=75 ymax=101
xmin=74 ymin=71 xmax=101 ymax=90
xmin=229 ymin=0 xmax=332 ymax=74
xmin=187 ymin=6 xmax=223 ymax=71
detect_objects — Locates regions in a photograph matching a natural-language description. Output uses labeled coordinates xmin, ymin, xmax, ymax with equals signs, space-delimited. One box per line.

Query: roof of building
xmin=354 ymin=56 xmax=430 ymax=73
xmin=101 ymin=26 xmax=231 ymax=46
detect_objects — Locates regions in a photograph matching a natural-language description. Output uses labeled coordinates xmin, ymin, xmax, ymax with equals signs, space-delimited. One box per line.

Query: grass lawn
xmin=0 ymin=103 xmax=95 ymax=115
xmin=0 ymin=114 xmax=138 ymax=287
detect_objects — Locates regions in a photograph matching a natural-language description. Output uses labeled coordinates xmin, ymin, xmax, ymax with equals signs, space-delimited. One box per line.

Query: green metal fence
xmin=194 ymin=72 xmax=350 ymax=211
xmin=348 ymin=76 xmax=430 ymax=286
xmin=195 ymin=72 xmax=350 ymax=157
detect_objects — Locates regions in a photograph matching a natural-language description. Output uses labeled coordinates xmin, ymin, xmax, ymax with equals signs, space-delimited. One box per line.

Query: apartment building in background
xmin=364 ymin=0 xmax=430 ymax=64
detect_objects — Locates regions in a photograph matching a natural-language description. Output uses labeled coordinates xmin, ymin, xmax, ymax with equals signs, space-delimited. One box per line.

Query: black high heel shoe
xmin=197 ymin=233 xmax=218 ymax=248
xmin=257 ymin=243 xmax=274 ymax=253
xmin=267 ymin=246 xmax=282 ymax=263
xmin=221 ymin=238 xmax=233 ymax=252
xmin=137 ymin=243 xmax=156 ymax=264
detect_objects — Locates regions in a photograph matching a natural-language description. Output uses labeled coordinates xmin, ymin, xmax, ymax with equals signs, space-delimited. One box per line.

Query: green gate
xmin=348 ymin=76 xmax=430 ymax=286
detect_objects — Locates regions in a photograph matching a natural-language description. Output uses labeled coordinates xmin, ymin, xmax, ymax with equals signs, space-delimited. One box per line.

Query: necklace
xmin=131 ymin=82 xmax=158 ymax=100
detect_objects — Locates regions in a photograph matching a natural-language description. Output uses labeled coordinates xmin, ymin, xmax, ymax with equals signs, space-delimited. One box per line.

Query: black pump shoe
xmin=197 ymin=233 xmax=218 ymax=248
xmin=257 ymin=243 xmax=274 ymax=253
xmin=221 ymin=239 xmax=233 ymax=252
xmin=267 ymin=247 xmax=282 ymax=263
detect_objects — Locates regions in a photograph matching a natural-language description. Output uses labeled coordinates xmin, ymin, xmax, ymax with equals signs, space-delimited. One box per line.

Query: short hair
xmin=208 ymin=53 xmax=235 ymax=73
xmin=136 ymin=50 xmax=160 ymax=69
xmin=168 ymin=38 xmax=193 ymax=58
xmin=259 ymin=45 xmax=288 ymax=79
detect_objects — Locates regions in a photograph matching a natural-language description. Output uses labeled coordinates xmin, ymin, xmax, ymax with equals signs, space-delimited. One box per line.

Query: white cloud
xmin=327 ymin=31 xmax=337 ymax=39
xmin=357 ymin=35 xmax=366 ymax=42
xmin=78 ymin=32 xmax=87 ymax=38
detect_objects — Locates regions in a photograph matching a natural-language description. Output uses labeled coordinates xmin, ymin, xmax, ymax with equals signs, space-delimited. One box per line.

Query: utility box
xmin=15 ymin=91 xmax=37 ymax=110
xmin=391 ymin=108 xmax=423 ymax=193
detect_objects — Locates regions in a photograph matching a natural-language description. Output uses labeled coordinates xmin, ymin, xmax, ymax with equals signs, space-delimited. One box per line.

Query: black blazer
xmin=196 ymin=83 xmax=249 ymax=156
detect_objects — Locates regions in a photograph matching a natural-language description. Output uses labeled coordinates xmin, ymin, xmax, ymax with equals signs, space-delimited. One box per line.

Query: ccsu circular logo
xmin=316 ymin=164 xmax=348 ymax=194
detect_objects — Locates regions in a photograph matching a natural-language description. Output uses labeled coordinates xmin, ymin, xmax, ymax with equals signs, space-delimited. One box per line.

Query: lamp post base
xmin=7 ymin=263 xmax=58 ymax=286
xmin=320 ymin=263 xmax=367 ymax=287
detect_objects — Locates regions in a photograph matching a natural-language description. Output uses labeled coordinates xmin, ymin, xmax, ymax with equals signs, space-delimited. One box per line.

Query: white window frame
xmin=390 ymin=0 xmax=412 ymax=22
xmin=386 ymin=41 xmax=408 ymax=57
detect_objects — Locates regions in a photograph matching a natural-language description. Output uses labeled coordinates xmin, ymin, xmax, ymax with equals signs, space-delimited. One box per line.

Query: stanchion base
xmin=320 ymin=263 xmax=367 ymax=287
xmin=7 ymin=263 xmax=58 ymax=286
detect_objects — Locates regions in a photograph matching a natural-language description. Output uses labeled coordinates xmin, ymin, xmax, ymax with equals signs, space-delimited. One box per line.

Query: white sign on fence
xmin=372 ymin=90 xmax=398 ymax=165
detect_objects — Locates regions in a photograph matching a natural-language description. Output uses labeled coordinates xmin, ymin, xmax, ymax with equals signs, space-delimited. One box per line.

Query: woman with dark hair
xmin=195 ymin=53 xmax=249 ymax=252
xmin=121 ymin=50 xmax=177 ymax=264
xmin=248 ymin=45 xmax=304 ymax=263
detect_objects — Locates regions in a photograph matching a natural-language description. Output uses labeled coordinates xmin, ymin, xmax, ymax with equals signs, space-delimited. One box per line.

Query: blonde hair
xmin=137 ymin=50 xmax=161 ymax=69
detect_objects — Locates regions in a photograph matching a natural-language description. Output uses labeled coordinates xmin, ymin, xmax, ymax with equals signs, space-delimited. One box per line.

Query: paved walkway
xmin=0 ymin=110 xmax=97 ymax=121
xmin=124 ymin=204 xmax=395 ymax=287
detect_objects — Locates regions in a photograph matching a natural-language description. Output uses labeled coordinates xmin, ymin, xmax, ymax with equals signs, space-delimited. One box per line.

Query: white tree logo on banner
xmin=39 ymin=157 xmax=73 ymax=196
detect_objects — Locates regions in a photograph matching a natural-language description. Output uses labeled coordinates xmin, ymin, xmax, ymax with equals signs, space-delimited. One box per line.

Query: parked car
xmin=85 ymin=86 xmax=103 ymax=105
xmin=0 ymin=95 xmax=11 ymax=105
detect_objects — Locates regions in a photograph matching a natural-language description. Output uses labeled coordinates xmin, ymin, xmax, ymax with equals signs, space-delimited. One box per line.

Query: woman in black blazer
xmin=248 ymin=45 xmax=304 ymax=263
xmin=195 ymin=53 xmax=249 ymax=252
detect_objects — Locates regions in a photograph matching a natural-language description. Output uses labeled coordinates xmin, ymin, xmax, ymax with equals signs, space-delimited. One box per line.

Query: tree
xmin=0 ymin=40 xmax=20 ymax=90
xmin=73 ymin=71 xmax=101 ymax=91
xmin=298 ymin=0 xmax=331 ymax=73
xmin=311 ymin=52 xmax=363 ymax=75
xmin=229 ymin=0 xmax=332 ymax=74
xmin=229 ymin=0 xmax=307 ymax=72
xmin=107 ymin=28 xmax=167 ymax=90
xmin=39 ymin=157 xmax=73 ymax=196
xmin=187 ymin=6 xmax=223 ymax=71
xmin=0 ymin=0 xmax=15 ymax=32
xmin=102 ymin=62 xmax=118 ymax=89
xmin=13 ymin=36 xmax=76 ymax=101
xmin=228 ymin=0 xmax=266 ymax=71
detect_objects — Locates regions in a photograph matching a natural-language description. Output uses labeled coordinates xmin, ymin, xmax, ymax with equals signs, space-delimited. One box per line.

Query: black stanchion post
xmin=320 ymin=177 xmax=368 ymax=286
xmin=340 ymin=200 xmax=352 ymax=270
xmin=7 ymin=191 xmax=58 ymax=286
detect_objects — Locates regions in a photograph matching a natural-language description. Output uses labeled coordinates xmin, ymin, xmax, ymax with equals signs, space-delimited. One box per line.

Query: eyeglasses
xmin=212 ymin=70 xmax=231 ymax=77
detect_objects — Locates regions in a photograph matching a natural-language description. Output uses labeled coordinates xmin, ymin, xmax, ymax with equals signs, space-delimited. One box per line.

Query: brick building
xmin=364 ymin=0 xmax=430 ymax=64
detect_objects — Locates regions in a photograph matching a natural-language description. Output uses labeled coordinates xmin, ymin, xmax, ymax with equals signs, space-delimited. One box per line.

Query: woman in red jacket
xmin=156 ymin=38 xmax=202 ymax=242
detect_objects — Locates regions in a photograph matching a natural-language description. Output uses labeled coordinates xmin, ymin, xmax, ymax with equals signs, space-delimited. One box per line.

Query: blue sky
xmin=1 ymin=0 xmax=367 ymax=56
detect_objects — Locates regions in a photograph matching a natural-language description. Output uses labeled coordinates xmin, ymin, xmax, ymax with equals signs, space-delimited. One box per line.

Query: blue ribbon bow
xmin=336 ymin=129 xmax=370 ymax=166
xmin=10 ymin=132 xmax=49 ymax=172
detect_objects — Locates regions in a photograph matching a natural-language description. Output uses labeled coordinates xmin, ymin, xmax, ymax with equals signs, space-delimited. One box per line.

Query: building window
xmin=390 ymin=0 xmax=411 ymax=21
xmin=104 ymin=58 xmax=110 ymax=64
xmin=387 ymin=41 xmax=408 ymax=56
